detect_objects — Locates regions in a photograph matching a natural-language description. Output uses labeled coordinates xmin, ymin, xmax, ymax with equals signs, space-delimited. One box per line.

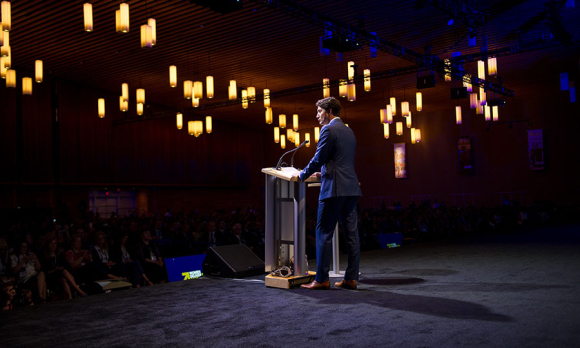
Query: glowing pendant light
xmin=6 ymin=68 xmax=15 ymax=87
xmin=445 ymin=59 xmax=451 ymax=82
xmin=192 ymin=98 xmax=199 ymax=108
xmin=118 ymin=3 xmax=129 ymax=33
xmin=0 ymin=57 xmax=7 ymax=79
xmin=274 ymin=127 xmax=280 ymax=143
xmin=22 ymin=77 xmax=32 ymax=95
xmin=347 ymin=82 xmax=356 ymax=102
xmin=140 ymin=24 xmax=152 ymax=48
xmin=2 ymin=1 xmax=11 ymax=32
xmin=406 ymin=112 xmax=412 ymax=128
xmin=293 ymin=114 xmax=299 ymax=131
xmin=0 ymin=30 xmax=3 ymax=46
xmin=279 ymin=114 xmax=286 ymax=128
xmin=339 ymin=79 xmax=347 ymax=98
xmin=122 ymin=83 xmax=129 ymax=102
xmin=305 ymin=133 xmax=311 ymax=147
xmin=83 ymin=3 xmax=93 ymax=32
xmin=265 ymin=107 xmax=273 ymax=124
xmin=194 ymin=81 xmax=203 ymax=99
xmin=193 ymin=120 xmax=203 ymax=137
xmin=415 ymin=129 xmax=422 ymax=143
xmin=488 ymin=57 xmax=497 ymax=76
xmin=206 ymin=116 xmax=212 ymax=134
xmin=401 ymin=101 xmax=410 ymax=117
xmin=323 ymin=78 xmax=330 ymax=98
xmin=479 ymin=88 xmax=486 ymax=106
xmin=386 ymin=105 xmax=393 ymax=124
xmin=98 ymin=98 xmax=105 ymax=118
xmin=176 ymin=113 xmax=183 ymax=129
xmin=456 ymin=106 xmax=462 ymax=124
xmin=183 ymin=80 xmax=192 ymax=99
xmin=411 ymin=128 xmax=416 ymax=144
xmin=476 ymin=105 xmax=483 ymax=115
xmin=115 ymin=10 xmax=120 ymax=32
xmin=314 ymin=127 xmax=320 ymax=143
xmin=416 ymin=92 xmax=422 ymax=111
xmin=478 ymin=60 xmax=485 ymax=81
xmin=136 ymin=88 xmax=145 ymax=104
xmin=364 ymin=69 xmax=371 ymax=92
xmin=188 ymin=121 xmax=194 ymax=135
xmin=241 ymin=89 xmax=248 ymax=109
xmin=464 ymin=74 xmax=472 ymax=92
xmin=348 ymin=61 xmax=355 ymax=80
xmin=264 ymin=89 xmax=270 ymax=107
xmin=287 ymin=129 xmax=294 ymax=143
xmin=136 ymin=103 xmax=143 ymax=116
xmin=470 ymin=93 xmax=478 ymax=109
xmin=492 ymin=106 xmax=499 ymax=121
xmin=229 ymin=80 xmax=237 ymax=100
xmin=35 ymin=60 xmax=43 ymax=83
xmin=1 ymin=31 xmax=8 ymax=57
xmin=148 ymin=18 xmax=156 ymax=45
xmin=119 ymin=96 xmax=128 ymax=112
xmin=390 ymin=97 xmax=396 ymax=116
xmin=383 ymin=123 xmax=389 ymax=139
xmin=396 ymin=122 xmax=403 ymax=135
xmin=280 ymin=135 xmax=286 ymax=149
xmin=206 ymin=76 xmax=214 ymax=98
xmin=294 ymin=132 xmax=300 ymax=147
xmin=169 ymin=66 xmax=177 ymax=88
xmin=247 ymin=86 xmax=256 ymax=103
xmin=380 ymin=109 xmax=386 ymax=123
xmin=485 ymin=105 xmax=491 ymax=121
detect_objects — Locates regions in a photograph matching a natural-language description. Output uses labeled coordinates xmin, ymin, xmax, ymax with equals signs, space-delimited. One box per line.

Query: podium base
xmin=265 ymin=272 xmax=316 ymax=289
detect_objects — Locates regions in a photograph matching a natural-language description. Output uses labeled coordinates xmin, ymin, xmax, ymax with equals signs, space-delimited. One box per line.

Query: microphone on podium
xmin=275 ymin=140 xmax=309 ymax=170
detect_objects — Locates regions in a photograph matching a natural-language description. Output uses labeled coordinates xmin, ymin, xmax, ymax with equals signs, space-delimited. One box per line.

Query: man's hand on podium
xmin=312 ymin=172 xmax=321 ymax=179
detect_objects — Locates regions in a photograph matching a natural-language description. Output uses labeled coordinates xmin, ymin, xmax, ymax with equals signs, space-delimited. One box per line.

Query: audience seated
xmin=134 ymin=230 xmax=166 ymax=284
xmin=92 ymin=231 xmax=125 ymax=279
xmin=41 ymin=237 xmax=87 ymax=299
xmin=64 ymin=235 xmax=115 ymax=286
xmin=10 ymin=240 xmax=47 ymax=304
xmin=110 ymin=233 xmax=152 ymax=287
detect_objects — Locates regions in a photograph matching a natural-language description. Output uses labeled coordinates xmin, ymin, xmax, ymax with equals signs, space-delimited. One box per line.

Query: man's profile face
xmin=316 ymin=107 xmax=330 ymax=126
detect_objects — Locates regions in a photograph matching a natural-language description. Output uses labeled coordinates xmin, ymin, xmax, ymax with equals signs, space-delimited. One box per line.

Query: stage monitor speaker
xmin=417 ymin=75 xmax=436 ymax=89
xmin=450 ymin=87 xmax=468 ymax=99
xmin=203 ymin=244 xmax=265 ymax=278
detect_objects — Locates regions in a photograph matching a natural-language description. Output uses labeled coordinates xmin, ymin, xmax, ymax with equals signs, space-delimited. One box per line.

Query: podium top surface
xmin=262 ymin=167 xmax=320 ymax=183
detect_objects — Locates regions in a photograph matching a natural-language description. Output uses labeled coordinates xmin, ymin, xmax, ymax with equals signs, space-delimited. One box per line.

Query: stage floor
xmin=2 ymin=224 xmax=580 ymax=347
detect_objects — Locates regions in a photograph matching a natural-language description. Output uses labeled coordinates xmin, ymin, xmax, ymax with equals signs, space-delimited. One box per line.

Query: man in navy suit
xmin=294 ymin=97 xmax=362 ymax=290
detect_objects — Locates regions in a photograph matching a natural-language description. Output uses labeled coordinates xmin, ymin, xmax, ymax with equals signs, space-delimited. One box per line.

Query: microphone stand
xmin=275 ymin=140 xmax=309 ymax=170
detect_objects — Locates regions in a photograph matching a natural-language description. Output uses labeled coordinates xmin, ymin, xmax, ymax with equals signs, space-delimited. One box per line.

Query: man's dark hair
xmin=316 ymin=97 xmax=341 ymax=117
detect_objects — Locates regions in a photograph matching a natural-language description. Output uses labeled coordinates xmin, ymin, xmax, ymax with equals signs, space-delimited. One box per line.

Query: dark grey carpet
xmin=2 ymin=224 xmax=580 ymax=347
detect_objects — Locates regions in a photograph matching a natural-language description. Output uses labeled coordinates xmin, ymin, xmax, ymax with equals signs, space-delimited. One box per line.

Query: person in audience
xmin=10 ymin=241 xmax=47 ymax=304
xmin=0 ymin=236 xmax=11 ymax=279
xmin=42 ymin=237 xmax=86 ymax=299
xmin=200 ymin=220 xmax=224 ymax=249
xmin=65 ymin=235 xmax=114 ymax=285
xmin=92 ymin=231 xmax=124 ymax=279
xmin=111 ymin=233 xmax=152 ymax=287
xmin=134 ymin=230 xmax=166 ymax=284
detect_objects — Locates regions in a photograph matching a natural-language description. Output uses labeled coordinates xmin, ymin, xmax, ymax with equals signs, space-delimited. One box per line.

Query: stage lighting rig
xmin=321 ymin=34 xmax=362 ymax=53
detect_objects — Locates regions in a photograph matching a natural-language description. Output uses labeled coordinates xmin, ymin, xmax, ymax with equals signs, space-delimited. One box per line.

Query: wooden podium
xmin=262 ymin=167 xmax=318 ymax=288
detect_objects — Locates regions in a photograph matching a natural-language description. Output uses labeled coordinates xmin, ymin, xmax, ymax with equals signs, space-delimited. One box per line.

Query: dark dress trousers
xmin=299 ymin=117 xmax=362 ymax=283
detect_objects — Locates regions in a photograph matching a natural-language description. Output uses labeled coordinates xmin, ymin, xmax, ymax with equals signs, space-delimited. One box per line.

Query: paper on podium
xmin=261 ymin=167 xmax=320 ymax=183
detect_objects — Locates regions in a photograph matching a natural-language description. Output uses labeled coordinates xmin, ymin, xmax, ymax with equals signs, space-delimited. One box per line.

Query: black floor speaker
xmin=203 ymin=244 xmax=265 ymax=278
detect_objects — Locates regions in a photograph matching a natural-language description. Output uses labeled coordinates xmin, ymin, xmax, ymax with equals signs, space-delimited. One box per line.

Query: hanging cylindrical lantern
xmin=323 ymin=78 xmax=330 ymax=98
xmin=383 ymin=123 xmax=389 ymax=139
xmin=136 ymin=88 xmax=145 ymax=104
xmin=169 ymin=65 xmax=177 ymax=88
xmin=364 ymin=69 xmax=371 ymax=92
xmin=401 ymin=101 xmax=410 ymax=117
xmin=386 ymin=105 xmax=393 ymax=124
xmin=416 ymin=92 xmax=422 ymax=111
xmin=35 ymin=60 xmax=43 ymax=83
xmin=488 ymin=57 xmax=497 ymax=76
xmin=293 ymin=114 xmax=299 ymax=131
xmin=470 ymin=93 xmax=478 ymax=109
xmin=194 ymin=120 xmax=203 ymax=137
xmin=348 ymin=61 xmax=355 ymax=80
xmin=314 ymin=127 xmax=320 ymax=143
xmin=456 ymin=106 xmax=462 ymax=124
xmin=22 ymin=77 xmax=32 ymax=95
xmin=280 ymin=134 xmax=286 ymax=149
xmin=98 ymin=98 xmax=105 ymax=118
xmin=1 ymin=43 xmax=9 ymax=57
xmin=347 ymin=82 xmax=356 ymax=102
xmin=406 ymin=112 xmax=412 ymax=128
xmin=287 ymin=129 xmax=294 ymax=143
xmin=119 ymin=3 xmax=129 ymax=33
xmin=478 ymin=60 xmax=485 ymax=79
xmin=247 ymin=86 xmax=255 ymax=103
xmin=264 ymin=88 xmax=270 ymax=107
xmin=115 ymin=10 xmax=121 ymax=32
xmin=380 ymin=109 xmax=386 ymax=123
xmin=0 ymin=30 xmax=3 ymax=46
xmin=492 ymin=106 xmax=499 ymax=121
xmin=136 ymin=103 xmax=143 ymax=116
xmin=241 ymin=89 xmax=248 ymax=109
xmin=464 ymin=74 xmax=472 ymax=92
xmin=5 ymin=67 xmax=15 ymax=87
xmin=188 ymin=121 xmax=194 ymax=135
xmin=265 ymin=107 xmax=273 ymax=124
xmin=411 ymin=127 xmax=416 ymax=144
xmin=229 ymin=80 xmax=237 ymax=100
xmin=194 ymin=81 xmax=203 ymax=99
xmin=479 ymin=88 xmax=486 ymax=106
xmin=121 ymin=83 xmax=129 ymax=102
xmin=339 ymin=79 xmax=347 ymax=98
xmin=183 ymin=80 xmax=192 ymax=99
xmin=2 ymin=1 xmax=11 ymax=32
xmin=294 ymin=132 xmax=300 ymax=147
xmin=206 ymin=116 xmax=212 ymax=134
xmin=0 ymin=57 xmax=7 ymax=79
xmin=485 ymin=105 xmax=491 ymax=121
xmin=148 ymin=18 xmax=156 ymax=46
xmin=274 ymin=127 xmax=280 ymax=143
xmin=176 ymin=113 xmax=183 ymax=130
xmin=445 ymin=59 xmax=451 ymax=82
xmin=206 ymin=76 xmax=214 ymax=98
xmin=396 ymin=122 xmax=403 ymax=135
xmin=476 ymin=105 xmax=483 ymax=115
xmin=119 ymin=96 xmax=128 ymax=112
xmin=390 ymin=97 xmax=396 ymax=116
xmin=415 ymin=129 xmax=422 ymax=143
xmin=140 ymin=24 xmax=152 ymax=48
xmin=279 ymin=114 xmax=286 ymax=128
xmin=192 ymin=97 xmax=199 ymax=108
xmin=83 ymin=3 xmax=93 ymax=31
xmin=305 ymin=133 xmax=311 ymax=147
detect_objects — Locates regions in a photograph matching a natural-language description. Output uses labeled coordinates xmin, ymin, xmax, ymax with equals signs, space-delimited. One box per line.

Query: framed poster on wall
xmin=394 ymin=143 xmax=406 ymax=178
xmin=458 ymin=137 xmax=473 ymax=174
xmin=528 ymin=129 xmax=544 ymax=170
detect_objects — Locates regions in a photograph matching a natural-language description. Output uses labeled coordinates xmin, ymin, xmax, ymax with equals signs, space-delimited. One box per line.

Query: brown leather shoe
xmin=334 ymin=279 xmax=357 ymax=290
xmin=300 ymin=280 xmax=330 ymax=290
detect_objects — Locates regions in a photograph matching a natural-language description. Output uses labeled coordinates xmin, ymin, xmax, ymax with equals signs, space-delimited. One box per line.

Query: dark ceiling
xmin=5 ymin=0 xmax=580 ymax=131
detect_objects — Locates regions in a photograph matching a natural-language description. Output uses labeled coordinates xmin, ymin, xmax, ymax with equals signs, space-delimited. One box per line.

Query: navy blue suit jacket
xmin=299 ymin=118 xmax=362 ymax=200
